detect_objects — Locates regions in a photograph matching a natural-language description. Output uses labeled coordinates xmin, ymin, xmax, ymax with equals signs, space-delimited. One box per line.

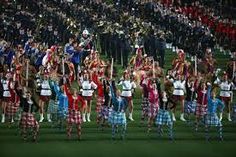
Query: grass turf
xmin=1 ymin=49 xmax=236 ymax=157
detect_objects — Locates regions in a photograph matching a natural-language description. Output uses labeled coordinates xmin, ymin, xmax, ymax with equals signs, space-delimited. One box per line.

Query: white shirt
xmin=2 ymin=80 xmax=11 ymax=97
xmin=81 ymin=80 xmax=97 ymax=96
xmin=172 ymin=80 xmax=186 ymax=96
xmin=119 ymin=80 xmax=136 ymax=97
xmin=219 ymin=81 xmax=233 ymax=97
xmin=40 ymin=80 xmax=52 ymax=96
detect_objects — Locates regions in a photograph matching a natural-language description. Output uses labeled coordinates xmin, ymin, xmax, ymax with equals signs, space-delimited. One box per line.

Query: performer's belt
xmin=123 ymin=89 xmax=131 ymax=91
xmin=221 ymin=90 xmax=230 ymax=92
xmin=174 ymin=88 xmax=183 ymax=90
xmin=42 ymin=88 xmax=50 ymax=90
xmin=83 ymin=89 xmax=91 ymax=90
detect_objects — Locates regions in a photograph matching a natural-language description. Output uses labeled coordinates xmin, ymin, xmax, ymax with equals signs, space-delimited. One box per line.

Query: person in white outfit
xmin=39 ymin=74 xmax=52 ymax=122
xmin=1 ymin=73 xmax=13 ymax=123
xmin=81 ymin=71 xmax=97 ymax=122
xmin=168 ymin=74 xmax=186 ymax=121
xmin=118 ymin=72 xmax=136 ymax=121
xmin=214 ymin=72 xmax=234 ymax=121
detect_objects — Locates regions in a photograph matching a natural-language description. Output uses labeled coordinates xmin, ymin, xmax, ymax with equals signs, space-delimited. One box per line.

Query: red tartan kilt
xmin=220 ymin=96 xmax=231 ymax=103
xmin=20 ymin=112 xmax=39 ymax=129
xmin=83 ymin=96 xmax=92 ymax=101
xmin=172 ymin=95 xmax=185 ymax=101
xmin=40 ymin=96 xmax=50 ymax=102
xmin=6 ymin=103 xmax=20 ymax=116
xmin=67 ymin=110 xmax=82 ymax=125
xmin=96 ymin=96 xmax=105 ymax=113
xmin=195 ymin=103 xmax=207 ymax=117
xmin=122 ymin=96 xmax=132 ymax=102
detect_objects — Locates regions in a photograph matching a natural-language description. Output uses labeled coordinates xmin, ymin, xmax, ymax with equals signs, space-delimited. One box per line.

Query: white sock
xmin=172 ymin=113 xmax=176 ymax=121
xmin=129 ymin=113 xmax=134 ymax=121
xmin=219 ymin=112 xmax=223 ymax=121
xmin=228 ymin=113 xmax=232 ymax=121
xmin=47 ymin=113 xmax=52 ymax=122
xmin=83 ymin=113 xmax=86 ymax=122
xmin=11 ymin=117 xmax=14 ymax=123
xmin=87 ymin=113 xmax=91 ymax=122
xmin=1 ymin=114 xmax=5 ymax=123
xmin=39 ymin=113 xmax=44 ymax=122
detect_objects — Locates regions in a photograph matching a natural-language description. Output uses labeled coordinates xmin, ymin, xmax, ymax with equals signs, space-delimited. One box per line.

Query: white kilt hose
xmin=108 ymin=111 xmax=126 ymax=125
xmin=6 ymin=103 xmax=20 ymax=117
xmin=98 ymin=106 xmax=112 ymax=120
xmin=205 ymin=113 xmax=222 ymax=127
xmin=96 ymin=96 xmax=105 ymax=113
xmin=156 ymin=109 xmax=173 ymax=126
xmin=184 ymin=101 xmax=197 ymax=114
xmin=67 ymin=110 xmax=82 ymax=125
xmin=141 ymin=97 xmax=149 ymax=118
xmin=19 ymin=112 xmax=39 ymax=130
xmin=195 ymin=103 xmax=207 ymax=117
xmin=148 ymin=103 xmax=159 ymax=118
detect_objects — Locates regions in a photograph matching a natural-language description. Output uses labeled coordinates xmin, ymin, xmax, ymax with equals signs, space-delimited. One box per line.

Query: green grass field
xmin=1 ymin=50 xmax=236 ymax=157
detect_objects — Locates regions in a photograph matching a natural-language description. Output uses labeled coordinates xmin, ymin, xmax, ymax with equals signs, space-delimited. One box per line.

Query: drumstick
xmin=195 ymin=55 xmax=197 ymax=76
xmin=26 ymin=60 xmax=29 ymax=87
xmin=110 ymin=58 xmax=114 ymax=80
xmin=232 ymin=61 xmax=235 ymax=80
xmin=153 ymin=59 xmax=155 ymax=78
xmin=62 ymin=57 xmax=65 ymax=76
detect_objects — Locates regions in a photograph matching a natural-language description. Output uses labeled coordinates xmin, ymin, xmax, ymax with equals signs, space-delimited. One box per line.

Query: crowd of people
xmin=0 ymin=0 xmax=236 ymax=142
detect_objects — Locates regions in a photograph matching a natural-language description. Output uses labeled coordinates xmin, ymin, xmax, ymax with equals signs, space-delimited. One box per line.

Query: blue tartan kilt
xmin=48 ymin=100 xmax=58 ymax=114
xmin=57 ymin=108 xmax=68 ymax=119
xmin=205 ymin=113 xmax=222 ymax=127
xmin=99 ymin=106 xmax=112 ymax=120
xmin=233 ymin=105 xmax=236 ymax=122
xmin=156 ymin=109 xmax=173 ymax=126
xmin=184 ymin=101 xmax=197 ymax=114
xmin=108 ymin=111 xmax=126 ymax=125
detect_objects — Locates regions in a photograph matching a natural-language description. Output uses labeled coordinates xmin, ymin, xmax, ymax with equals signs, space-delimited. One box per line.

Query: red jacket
xmin=65 ymin=85 xmax=85 ymax=110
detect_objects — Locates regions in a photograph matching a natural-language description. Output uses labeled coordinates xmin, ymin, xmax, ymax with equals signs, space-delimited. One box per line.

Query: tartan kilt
xmin=108 ymin=111 xmax=126 ymax=125
xmin=233 ymin=105 xmax=236 ymax=122
xmin=141 ymin=97 xmax=149 ymax=117
xmin=156 ymin=109 xmax=173 ymax=126
xmin=98 ymin=106 xmax=111 ymax=120
xmin=148 ymin=103 xmax=159 ymax=118
xmin=205 ymin=113 xmax=222 ymax=127
xmin=48 ymin=100 xmax=58 ymax=114
xmin=184 ymin=101 xmax=197 ymax=114
xmin=6 ymin=103 xmax=20 ymax=117
xmin=96 ymin=96 xmax=105 ymax=113
xmin=195 ymin=103 xmax=207 ymax=117
xmin=57 ymin=108 xmax=68 ymax=119
xmin=67 ymin=110 xmax=82 ymax=125
xmin=19 ymin=112 xmax=39 ymax=129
